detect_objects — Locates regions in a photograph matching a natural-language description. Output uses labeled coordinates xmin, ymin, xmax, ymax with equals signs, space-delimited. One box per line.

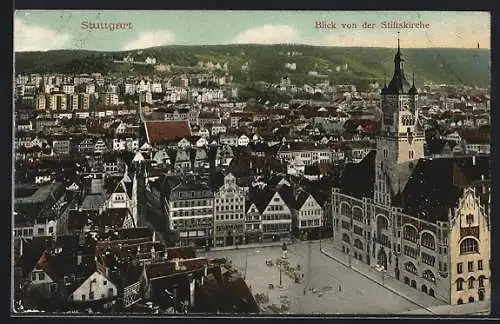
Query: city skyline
xmin=14 ymin=10 xmax=490 ymax=52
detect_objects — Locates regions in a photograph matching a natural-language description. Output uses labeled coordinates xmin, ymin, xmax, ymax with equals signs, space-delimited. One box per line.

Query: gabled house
xmin=25 ymin=235 xmax=97 ymax=306
xmin=152 ymin=149 xmax=171 ymax=167
xmin=193 ymin=136 xmax=208 ymax=148
xmin=292 ymin=190 xmax=324 ymax=240
xmin=174 ymin=149 xmax=191 ymax=170
xmin=245 ymin=202 xmax=262 ymax=244
xmin=177 ymin=138 xmax=192 ymax=149
xmin=249 ymin=186 xmax=292 ymax=241
xmin=68 ymin=271 xmax=118 ymax=303
xmin=78 ymin=138 xmax=95 ymax=154
xmin=94 ymin=139 xmax=107 ymax=154
xmin=197 ymin=127 xmax=210 ymax=138
xmin=214 ymin=145 xmax=234 ymax=167
xmin=192 ymin=148 xmax=209 ymax=169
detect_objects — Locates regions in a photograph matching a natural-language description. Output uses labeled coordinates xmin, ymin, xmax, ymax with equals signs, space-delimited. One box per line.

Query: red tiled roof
xmin=144 ymin=121 xmax=191 ymax=145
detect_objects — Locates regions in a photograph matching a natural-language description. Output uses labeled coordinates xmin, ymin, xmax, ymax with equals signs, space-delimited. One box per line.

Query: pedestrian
xmin=338 ymin=284 xmax=342 ymax=292
xmin=303 ymin=288 xmax=306 ymax=295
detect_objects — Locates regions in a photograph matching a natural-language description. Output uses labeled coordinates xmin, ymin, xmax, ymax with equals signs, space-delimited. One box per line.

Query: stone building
xmin=330 ymin=40 xmax=491 ymax=305
xmin=213 ymin=173 xmax=246 ymax=247
xmin=149 ymin=175 xmax=214 ymax=248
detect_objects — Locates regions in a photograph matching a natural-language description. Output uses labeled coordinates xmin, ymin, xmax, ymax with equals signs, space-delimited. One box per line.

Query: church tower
xmin=374 ymin=35 xmax=425 ymax=206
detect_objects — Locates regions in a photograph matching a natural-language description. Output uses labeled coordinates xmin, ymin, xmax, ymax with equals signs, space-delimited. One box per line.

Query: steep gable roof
xmin=395 ymin=155 xmax=490 ymax=222
xmin=248 ymin=186 xmax=275 ymax=213
xmin=339 ymin=150 xmax=376 ymax=199
xmin=144 ymin=120 xmax=191 ymax=145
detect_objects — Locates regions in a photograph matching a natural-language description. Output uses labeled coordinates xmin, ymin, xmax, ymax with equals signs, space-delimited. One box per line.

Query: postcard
xmin=12 ymin=10 xmax=491 ymax=317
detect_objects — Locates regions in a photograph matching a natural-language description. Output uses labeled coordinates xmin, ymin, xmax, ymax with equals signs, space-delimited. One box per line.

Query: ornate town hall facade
xmin=331 ymin=41 xmax=491 ymax=305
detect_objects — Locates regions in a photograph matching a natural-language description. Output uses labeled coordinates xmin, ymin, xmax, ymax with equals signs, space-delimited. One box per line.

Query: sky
xmin=14 ymin=10 xmax=490 ymax=52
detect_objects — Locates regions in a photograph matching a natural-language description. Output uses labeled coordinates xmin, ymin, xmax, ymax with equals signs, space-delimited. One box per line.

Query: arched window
xmin=353 ymin=207 xmax=363 ymax=222
xmin=460 ymin=238 xmax=479 ymax=254
xmin=479 ymin=275 xmax=486 ymax=288
xmin=377 ymin=215 xmax=388 ymax=230
xmin=342 ymin=233 xmax=350 ymax=244
xmin=405 ymin=261 xmax=418 ymax=274
xmin=456 ymin=278 xmax=464 ymax=291
xmin=423 ymin=270 xmax=436 ymax=283
xmin=340 ymin=203 xmax=351 ymax=217
xmin=403 ymin=225 xmax=418 ymax=243
xmin=354 ymin=239 xmax=363 ymax=250
xmin=468 ymin=277 xmax=476 ymax=289
xmin=421 ymin=232 xmax=436 ymax=250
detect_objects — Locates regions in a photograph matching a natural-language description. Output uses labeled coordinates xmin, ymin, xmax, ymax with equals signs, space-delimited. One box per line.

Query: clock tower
xmin=374 ymin=36 xmax=425 ymax=206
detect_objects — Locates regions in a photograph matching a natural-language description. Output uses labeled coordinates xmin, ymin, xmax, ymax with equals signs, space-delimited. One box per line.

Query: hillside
xmin=14 ymin=45 xmax=490 ymax=88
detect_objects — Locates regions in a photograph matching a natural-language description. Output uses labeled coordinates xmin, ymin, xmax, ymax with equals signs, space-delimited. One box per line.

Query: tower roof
xmin=385 ymin=34 xmax=412 ymax=95
xmin=408 ymin=71 xmax=418 ymax=95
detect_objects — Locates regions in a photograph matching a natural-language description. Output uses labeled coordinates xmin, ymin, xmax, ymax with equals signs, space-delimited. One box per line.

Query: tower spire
xmin=386 ymin=32 xmax=410 ymax=94
xmin=397 ymin=31 xmax=401 ymax=53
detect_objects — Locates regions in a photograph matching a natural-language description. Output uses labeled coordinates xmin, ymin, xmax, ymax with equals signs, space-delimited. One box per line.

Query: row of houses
xmin=147 ymin=171 xmax=327 ymax=248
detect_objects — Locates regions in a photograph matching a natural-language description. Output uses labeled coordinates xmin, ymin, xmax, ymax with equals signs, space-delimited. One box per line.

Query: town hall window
xmin=479 ymin=275 xmax=485 ymax=288
xmin=456 ymin=278 xmax=464 ymax=291
xmin=403 ymin=225 xmax=418 ymax=243
xmin=468 ymin=277 xmax=475 ymax=289
xmin=466 ymin=214 xmax=474 ymax=225
xmin=421 ymin=232 xmax=436 ymax=250
xmin=460 ymin=238 xmax=479 ymax=254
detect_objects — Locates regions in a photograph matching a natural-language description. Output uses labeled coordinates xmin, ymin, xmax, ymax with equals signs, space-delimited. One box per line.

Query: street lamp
xmin=279 ymin=260 xmax=282 ymax=287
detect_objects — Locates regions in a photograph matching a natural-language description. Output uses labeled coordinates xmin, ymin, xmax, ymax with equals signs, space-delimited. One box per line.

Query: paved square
xmin=204 ymin=242 xmax=431 ymax=314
